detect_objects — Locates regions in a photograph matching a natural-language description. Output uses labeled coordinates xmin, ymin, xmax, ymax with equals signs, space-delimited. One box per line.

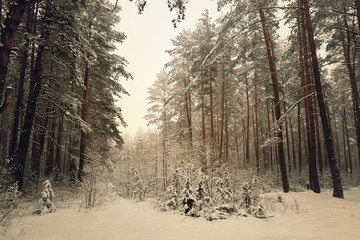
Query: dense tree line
xmin=0 ymin=0 xmax=131 ymax=191
xmin=127 ymin=0 xmax=360 ymax=199
xmin=1 ymin=0 xmax=359 ymax=201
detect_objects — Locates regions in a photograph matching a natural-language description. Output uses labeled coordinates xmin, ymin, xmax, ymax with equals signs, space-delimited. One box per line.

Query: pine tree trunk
xmin=245 ymin=73 xmax=250 ymax=165
xmin=224 ymin=101 xmax=229 ymax=163
xmin=209 ymin=62 xmax=214 ymax=176
xmin=55 ymin=116 xmax=63 ymax=173
xmin=206 ymin=21 xmax=215 ymax=171
xmin=162 ymin=109 xmax=168 ymax=191
xmin=45 ymin=118 xmax=56 ymax=177
xmin=302 ymin=0 xmax=343 ymax=198
xmin=8 ymin=3 xmax=34 ymax=160
xmin=342 ymin=105 xmax=348 ymax=172
xmin=254 ymin=68 xmax=260 ymax=174
xmin=0 ymin=113 xmax=8 ymax=160
xmin=0 ymin=1 xmax=27 ymax=96
xmin=313 ymin=98 xmax=323 ymax=175
xmin=201 ymin=82 xmax=207 ymax=173
xmin=284 ymin=102 xmax=291 ymax=177
xmin=298 ymin=103 xmax=303 ymax=174
xmin=37 ymin=112 xmax=48 ymax=178
xmin=259 ymin=7 xmax=289 ymax=192
xmin=299 ymin=5 xmax=320 ymax=193
xmin=333 ymin=114 xmax=341 ymax=169
xmin=12 ymin=28 xmax=48 ymax=190
xmin=267 ymin=99 xmax=273 ymax=169
xmin=343 ymin=99 xmax=353 ymax=174
xmin=289 ymin=115 xmax=296 ymax=171
xmin=340 ymin=9 xmax=360 ymax=166
xmin=219 ymin=57 xmax=225 ymax=160
xmin=78 ymin=64 xmax=89 ymax=182
xmin=186 ymin=62 xmax=193 ymax=147
xmin=234 ymin=118 xmax=240 ymax=167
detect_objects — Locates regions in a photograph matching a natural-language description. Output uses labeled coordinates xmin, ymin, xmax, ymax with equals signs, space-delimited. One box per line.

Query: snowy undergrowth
xmin=157 ymin=164 xmax=273 ymax=221
xmin=3 ymin=187 xmax=360 ymax=240
xmin=0 ymin=176 xmax=118 ymax=235
xmin=261 ymin=193 xmax=304 ymax=216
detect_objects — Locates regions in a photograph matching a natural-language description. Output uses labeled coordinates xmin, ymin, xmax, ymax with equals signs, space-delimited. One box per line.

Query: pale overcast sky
xmin=115 ymin=0 xmax=221 ymax=137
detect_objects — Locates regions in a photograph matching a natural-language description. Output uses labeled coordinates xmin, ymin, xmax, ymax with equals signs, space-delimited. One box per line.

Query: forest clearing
xmin=2 ymin=187 xmax=360 ymax=240
xmin=1 ymin=0 xmax=360 ymax=239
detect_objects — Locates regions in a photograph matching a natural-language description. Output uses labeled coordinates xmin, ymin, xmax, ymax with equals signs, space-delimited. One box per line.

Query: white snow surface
xmin=3 ymin=188 xmax=360 ymax=240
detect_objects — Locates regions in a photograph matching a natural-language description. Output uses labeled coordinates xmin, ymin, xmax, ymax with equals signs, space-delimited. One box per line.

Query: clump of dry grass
xmin=260 ymin=193 xmax=304 ymax=216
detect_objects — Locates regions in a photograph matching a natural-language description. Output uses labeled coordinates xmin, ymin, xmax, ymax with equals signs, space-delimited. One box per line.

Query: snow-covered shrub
xmin=172 ymin=167 xmax=187 ymax=195
xmin=159 ymin=185 xmax=178 ymax=211
xmin=37 ymin=180 xmax=56 ymax=215
xmin=240 ymin=176 xmax=260 ymax=209
xmin=205 ymin=210 xmax=230 ymax=221
xmin=130 ymin=168 xmax=145 ymax=201
xmin=212 ymin=172 xmax=234 ymax=205
xmin=195 ymin=180 xmax=212 ymax=210
xmin=238 ymin=176 xmax=267 ymax=218
xmin=0 ymin=183 xmax=21 ymax=223
xmin=180 ymin=178 xmax=198 ymax=216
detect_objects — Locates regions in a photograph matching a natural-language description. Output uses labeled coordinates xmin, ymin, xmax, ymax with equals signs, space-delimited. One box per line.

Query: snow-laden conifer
xmin=38 ymin=180 xmax=56 ymax=215
xmin=130 ymin=168 xmax=145 ymax=201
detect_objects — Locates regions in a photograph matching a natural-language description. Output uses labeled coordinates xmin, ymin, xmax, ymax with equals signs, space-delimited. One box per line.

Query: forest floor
xmin=1 ymin=187 xmax=360 ymax=240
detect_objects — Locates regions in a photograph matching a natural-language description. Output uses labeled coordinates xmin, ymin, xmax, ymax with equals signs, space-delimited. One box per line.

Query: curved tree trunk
xmin=259 ymin=7 xmax=289 ymax=193
xmin=302 ymin=0 xmax=343 ymax=198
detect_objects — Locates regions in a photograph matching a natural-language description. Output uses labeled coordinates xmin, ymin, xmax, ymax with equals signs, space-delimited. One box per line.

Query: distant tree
xmin=146 ymin=70 xmax=175 ymax=191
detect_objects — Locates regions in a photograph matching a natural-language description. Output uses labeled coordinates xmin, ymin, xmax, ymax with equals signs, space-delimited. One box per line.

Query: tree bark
xmin=206 ymin=21 xmax=215 ymax=176
xmin=340 ymin=8 xmax=360 ymax=166
xmin=299 ymin=4 xmax=320 ymax=193
xmin=0 ymin=0 xmax=41 ymax=96
xmin=342 ymin=104 xmax=348 ymax=172
xmin=12 ymin=28 xmax=48 ymax=190
xmin=289 ymin=115 xmax=296 ymax=171
xmin=8 ymin=3 xmax=34 ymax=159
xmin=78 ymin=63 xmax=89 ymax=182
xmin=343 ymin=98 xmax=353 ymax=174
xmin=245 ymin=72 xmax=250 ymax=165
xmin=186 ymin=61 xmax=193 ymax=147
xmin=302 ymin=0 xmax=343 ymax=198
xmin=56 ymin=116 xmax=63 ymax=173
xmin=259 ymin=7 xmax=289 ymax=192
xmin=254 ymin=68 xmax=260 ymax=174
xmin=284 ymin=102 xmax=291 ymax=177
xmin=298 ymin=103 xmax=303 ymax=174
xmin=313 ymin=97 xmax=323 ymax=175
xmin=201 ymin=81 xmax=207 ymax=173
xmin=219 ymin=56 xmax=226 ymax=160
xmin=267 ymin=99 xmax=273 ymax=169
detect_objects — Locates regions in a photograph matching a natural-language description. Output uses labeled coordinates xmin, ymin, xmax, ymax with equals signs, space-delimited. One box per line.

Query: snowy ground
xmin=2 ymin=187 xmax=360 ymax=240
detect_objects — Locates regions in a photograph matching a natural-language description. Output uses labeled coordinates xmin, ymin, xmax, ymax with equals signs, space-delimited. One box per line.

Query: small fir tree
xmin=130 ymin=168 xmax=145 ymax=201
xmin=0 ymin=183 xmax=21 ymax=223
xmin=180 ymin=177 xmax=197 ymax=215
xmin=161 ymin=185 xmax=178 ymax=210
xmin=38 ymin=180 xmax=56 ymax=215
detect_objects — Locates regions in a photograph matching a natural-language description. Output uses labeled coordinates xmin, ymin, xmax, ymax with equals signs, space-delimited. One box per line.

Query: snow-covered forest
xmin=1 ymin=0 xmax=360 ymax=239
